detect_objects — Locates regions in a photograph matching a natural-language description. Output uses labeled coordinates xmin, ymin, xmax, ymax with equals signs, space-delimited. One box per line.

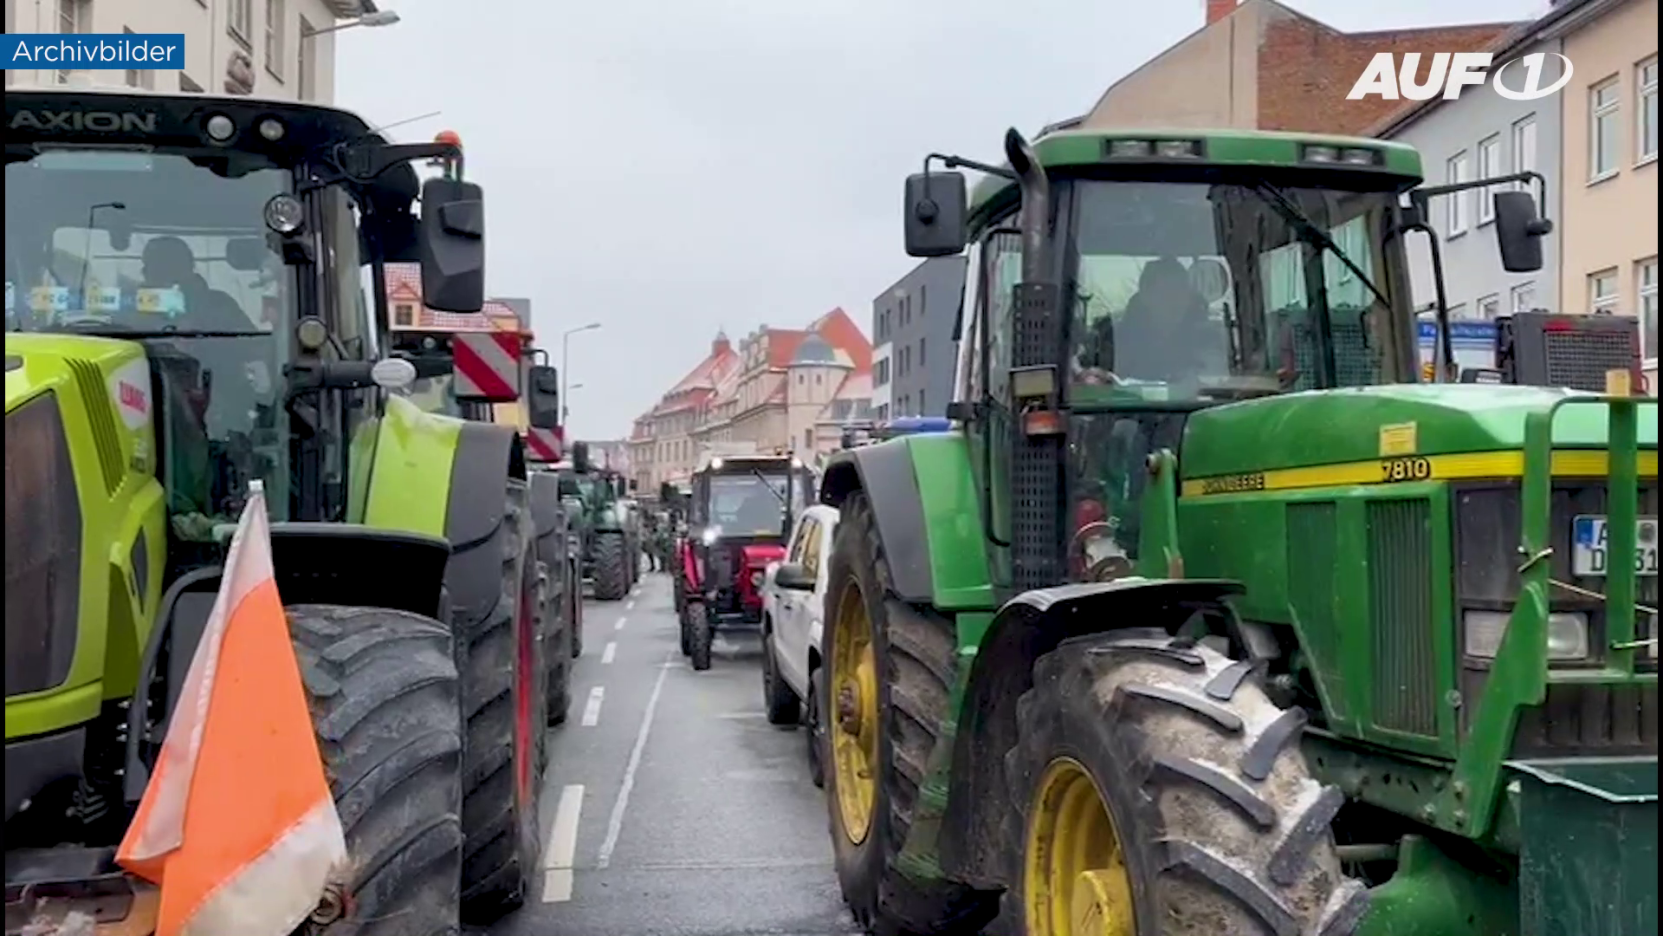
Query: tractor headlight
xmin=701 ymin=527 xmax=719 ymax=546
xmin=1463 ymin=610 xmax=1589 ymax=661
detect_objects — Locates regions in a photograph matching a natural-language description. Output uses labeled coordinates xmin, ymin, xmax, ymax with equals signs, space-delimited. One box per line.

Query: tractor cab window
xmin=1066 ymin=180 xmax=1407 ymax=405
xmin=707 ymin=473 xmax=789 ymax=537
xmin=5 ymin=150 xmax=292 ymax=529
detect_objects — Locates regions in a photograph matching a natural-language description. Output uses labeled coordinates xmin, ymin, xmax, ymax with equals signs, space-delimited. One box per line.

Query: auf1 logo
xmin=1347 ymin=52 xmax=1575 ymax=102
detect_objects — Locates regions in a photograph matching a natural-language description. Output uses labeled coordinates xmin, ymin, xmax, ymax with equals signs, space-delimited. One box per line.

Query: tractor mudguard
xmin=441 ymin=420 xmax=527 ymax=624
xmin=820 ymin=441 xmax=935 ymax=603
xmin=936 ymin=577 xmax=1245 ymax=887
xmin=268 ymin=523 xmax=451 ymax=621
xmin=530 ymin=471 xmax=563 ymax=540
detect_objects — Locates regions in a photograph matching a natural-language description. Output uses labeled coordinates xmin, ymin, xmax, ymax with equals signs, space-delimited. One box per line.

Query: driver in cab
xmin=137 ymin=235 xmax=252 ymax=333
xmin=1079 ymin=257 xmax=1223 ymax=387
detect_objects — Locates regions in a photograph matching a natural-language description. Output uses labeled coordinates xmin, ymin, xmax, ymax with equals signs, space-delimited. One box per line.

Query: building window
xmin=1591 ymin=78 xmax=1620 ymax=180
xmin=56 ymin=0 xmax=86 ymax=83
xmin=1589 ymin=268 xmax=1619 ymax=315
xmin=298 ymin=16 xmax=315 ymax=99
xmin=1639 ymin=257 xmax=1658 ymax=364
xmin=1640 ymin=57 xmax=1659 ymax=164
xmin=1512 ymin=115 xmax=1540 ymax=200
xmin=918 ymin=338 xmax=925 ymax=366
xmin=265 ymin=0 xmax=286 ymax=80
xmin=918 ymin=389 xmax=926 ymax=414
xmin=804 ymin=429 xmax=812 ymax=449
xmin=1478 ymin=294 xmax=1501 ymax=320
xmin=393 ymin=303 xmax=415 ymax=326
xmin=1511 ymin=281 xmax=1536 ymax=315
xmin=1477 ymin=135 xmax=1501 ymax=225
xmin=1446 ymin=151 xmax=1470 ymax=236
xmin=228 ymin=0 xmax=253 ymax=46
xmin=124 ymin=27 xmax=156 ymax=89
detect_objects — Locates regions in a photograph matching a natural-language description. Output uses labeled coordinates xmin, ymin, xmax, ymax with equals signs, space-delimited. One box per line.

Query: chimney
xmin=1206 ymin=0 xmax=1238 ymax=24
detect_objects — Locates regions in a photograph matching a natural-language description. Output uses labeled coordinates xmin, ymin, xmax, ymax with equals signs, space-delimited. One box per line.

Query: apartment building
xmin=872 ymin=256 xmax=964 ymax=421
xmin=3 ymin=0 xmax=384 ymax=103
xmin=1081 ymin=0 xmax=1515 ymax=136
xmin=1557 ymin=0 xmax=1657 ymax=379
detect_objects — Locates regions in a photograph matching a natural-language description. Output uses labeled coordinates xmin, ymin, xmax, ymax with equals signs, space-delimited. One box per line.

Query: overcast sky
xmin=337 ymin=0 xmax=1544 ymax=440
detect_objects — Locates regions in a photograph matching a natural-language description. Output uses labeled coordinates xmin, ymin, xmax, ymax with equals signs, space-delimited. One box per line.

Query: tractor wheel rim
xmin=830 ymin=579 xmax=878 ymax=845
xmin=1025 ymin=758 xmax=1135 ymax=936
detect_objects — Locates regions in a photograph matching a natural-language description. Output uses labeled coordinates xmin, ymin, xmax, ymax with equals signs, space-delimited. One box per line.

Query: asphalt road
xmin=490 ymin=571 xmax=861 ymax=936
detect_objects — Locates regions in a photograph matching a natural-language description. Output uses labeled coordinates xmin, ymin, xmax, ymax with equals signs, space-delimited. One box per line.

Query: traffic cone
xmin=117 ymin=485 xmax=347 ymax=936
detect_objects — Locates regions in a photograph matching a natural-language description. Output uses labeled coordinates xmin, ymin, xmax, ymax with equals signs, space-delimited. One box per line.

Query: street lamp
xmin=561 ymin=323 xmax=602 ymax=423
xmin=301 ymin=9 xmax=401 ymax=38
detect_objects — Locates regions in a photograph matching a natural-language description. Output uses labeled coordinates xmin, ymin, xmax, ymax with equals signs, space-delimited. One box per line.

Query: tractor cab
xmin=674 ymin=452 xmax=816 ymax=669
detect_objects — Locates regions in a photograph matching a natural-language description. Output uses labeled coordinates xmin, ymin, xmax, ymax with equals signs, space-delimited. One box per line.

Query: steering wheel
xmin=1075 ymin=367 xmax=1123 ymax=387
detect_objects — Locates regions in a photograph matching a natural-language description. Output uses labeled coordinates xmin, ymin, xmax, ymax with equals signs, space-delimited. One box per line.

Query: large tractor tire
xmin=689 ymin=600 xmax=713 ymax=672
xmin=289 ymin=605 xmax=465 ymax=936
xmin=569 ymin=557 xmax=584 ymax=659
xmin=593 ymin=531 xmax=629 ymax=601
xmin=1005 ymin=630 xmax=1368 ymax=936
xmin=821 ymin=491 xmax=999 ymax=936
xmin=539 ymin=558 xmax=571 ymax=727
xmin=456 ymin=481 xmax=545 ymax=922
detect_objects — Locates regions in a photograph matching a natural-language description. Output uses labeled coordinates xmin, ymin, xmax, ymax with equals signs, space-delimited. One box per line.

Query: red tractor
xmin=675 ymin=452 xmax=816 ymax=670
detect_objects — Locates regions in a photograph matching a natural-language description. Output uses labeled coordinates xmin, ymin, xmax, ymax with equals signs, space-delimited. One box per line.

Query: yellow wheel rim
xmin=830 ymin=578 xmax=879 ymax=845
xmin=1025 ymin=758 xmax=1136 ymax=936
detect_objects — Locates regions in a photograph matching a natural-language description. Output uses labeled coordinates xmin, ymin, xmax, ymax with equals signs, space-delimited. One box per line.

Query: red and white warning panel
xmin=453 ymin=331 xmax=522 ymax=403
xmin=526 ymin=426 xmax=563 ymax=463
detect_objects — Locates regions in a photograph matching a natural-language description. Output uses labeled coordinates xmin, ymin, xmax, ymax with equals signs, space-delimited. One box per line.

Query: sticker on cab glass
xmin=136 ymin=287 xmax=185 ymax=316
xmin=107 ymin=358 xmax=153 ymax=431
xmin=31 ymin=286 xmax=70 ymax=314
xmin=85 ymin=285 xmax=123 ymax=313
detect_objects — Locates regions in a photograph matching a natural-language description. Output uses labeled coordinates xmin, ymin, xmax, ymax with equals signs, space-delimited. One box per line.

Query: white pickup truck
xmin=758 ymin=503 xmax=839 ymax=788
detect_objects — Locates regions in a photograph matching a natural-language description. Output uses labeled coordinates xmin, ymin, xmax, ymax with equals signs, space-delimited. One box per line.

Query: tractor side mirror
xmin=572 ymin=440 xmax=591 ymax=473
xmin=903 ymin=171 xmax=968 ymax=258
xmin=773 ymin=562 xmax=816 ymax=591
xmin=527 ymin=364 xmax=560 ymax=429
xmin=1493 ymin=190 xmax=1552 ymax=274
xmin=418 ymin=176 xmax=486 ymax=312
xmin=659 ymin=481 xmax=674 ymax=502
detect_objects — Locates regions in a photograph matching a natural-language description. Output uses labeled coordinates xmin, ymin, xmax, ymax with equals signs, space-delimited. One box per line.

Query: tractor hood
xmin=5 ymin=333 xmax=145 ymax=413
xmin=1181 ymin=384 xmax=1660 ymax=479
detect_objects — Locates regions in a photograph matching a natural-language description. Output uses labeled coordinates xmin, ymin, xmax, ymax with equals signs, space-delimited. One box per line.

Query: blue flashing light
xmin=883 ymin=416 xmax=953 ymax=437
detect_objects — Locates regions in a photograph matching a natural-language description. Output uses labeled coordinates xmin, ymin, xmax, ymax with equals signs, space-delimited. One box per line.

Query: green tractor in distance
xmin=562 ymin=441 xmax=641 ymax=601
xmin=5 ymin=87 xmax=549 ymax=930
xmin=816 ymin=126 xmax=1656 ymax=936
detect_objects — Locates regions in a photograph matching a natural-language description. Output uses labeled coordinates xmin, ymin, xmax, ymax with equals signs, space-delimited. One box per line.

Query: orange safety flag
xmin=117 ymin=485 xmax=347 ymax=935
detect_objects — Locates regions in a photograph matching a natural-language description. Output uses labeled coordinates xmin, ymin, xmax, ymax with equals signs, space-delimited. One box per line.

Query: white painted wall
xmin=4 ymin=0 xmax=355 ymax=104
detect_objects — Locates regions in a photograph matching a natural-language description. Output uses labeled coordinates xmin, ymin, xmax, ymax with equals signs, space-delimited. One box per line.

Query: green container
xmin=1512 ymin=757 xmax=1658 ymax=936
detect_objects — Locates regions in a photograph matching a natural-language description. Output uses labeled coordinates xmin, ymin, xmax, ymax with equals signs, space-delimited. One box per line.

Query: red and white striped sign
xmin=526 ymin=426 xmax=563 ymax=463
xmin=453 ymin=332 xmax=521 ymax=402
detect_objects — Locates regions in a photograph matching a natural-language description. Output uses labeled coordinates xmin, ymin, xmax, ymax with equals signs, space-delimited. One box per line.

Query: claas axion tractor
xmin=5 ymin=86 xmax=553 ymax=932
xmin=815 ymin=126 xmax=1656 ymax=936
xmin=387 ymin=259 xmax=583 ymax=726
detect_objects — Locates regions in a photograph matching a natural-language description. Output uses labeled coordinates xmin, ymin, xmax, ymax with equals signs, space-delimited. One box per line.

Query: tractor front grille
xmin=5 ymin=393 xmax=84 ymax=698
xmin=1367 ymin=498 xmax=1439 ymax=736
xmin=1454 ymin=480 xmax=1659 ymax=756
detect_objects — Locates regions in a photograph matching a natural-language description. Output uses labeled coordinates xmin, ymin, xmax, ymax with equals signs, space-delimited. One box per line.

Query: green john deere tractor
xmin=5 ymin=86 xmax=549 ymax=931
xmin=563 ymin=442 xmax=640 ymax=601
xmin=816 ymin=126 xmax=1657 ymax=936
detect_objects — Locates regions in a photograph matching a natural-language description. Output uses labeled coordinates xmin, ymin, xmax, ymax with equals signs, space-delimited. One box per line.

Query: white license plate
xmin=1571 ymin=515 xmax=1660 ymax=577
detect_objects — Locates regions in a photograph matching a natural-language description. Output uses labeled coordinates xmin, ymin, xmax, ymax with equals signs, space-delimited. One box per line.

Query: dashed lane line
xmin=601 ymin=641 xmax=617 ymax=664
xmin=540 ymin=784 xmax=584 ymax=903
xmin=581 ymin=686 xmax=605 ymax=727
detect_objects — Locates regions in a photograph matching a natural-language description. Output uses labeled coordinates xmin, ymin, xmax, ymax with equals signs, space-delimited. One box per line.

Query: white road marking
xmin=581 ymin=686 xmax=605 ymax=727
xmin=601 ymin=641 xmax=617 ymax=664
xmin=615 ymin=616 xmax=627 ymax=631
xmin=540 ymin=784 xmax=584 ymax=903
xmin=596 ymin=652 xmax=672 ymax=869
xmin=626 ymin=599 xmax=636 ymax=610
